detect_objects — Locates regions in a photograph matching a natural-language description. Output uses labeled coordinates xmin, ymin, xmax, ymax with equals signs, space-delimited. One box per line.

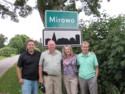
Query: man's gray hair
xmin=81 ymin=41 xmax=90 ymax=46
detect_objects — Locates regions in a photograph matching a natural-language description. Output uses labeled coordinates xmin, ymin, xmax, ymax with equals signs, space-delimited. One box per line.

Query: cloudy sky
xmin=0 ymin=0 xmax=125 ymax=44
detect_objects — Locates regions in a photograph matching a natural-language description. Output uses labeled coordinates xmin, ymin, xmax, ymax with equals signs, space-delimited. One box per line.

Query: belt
xmin=48 ymin=74 xmax=57 ymax=76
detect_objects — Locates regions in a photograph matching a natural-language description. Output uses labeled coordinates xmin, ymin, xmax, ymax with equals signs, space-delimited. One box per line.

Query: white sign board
xmin=43 ymin=29 xmax=82 ymax=47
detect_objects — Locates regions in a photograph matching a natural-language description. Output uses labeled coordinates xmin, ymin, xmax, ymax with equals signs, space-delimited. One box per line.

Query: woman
xmin=62 ymin=45 xmax=78 ymax=94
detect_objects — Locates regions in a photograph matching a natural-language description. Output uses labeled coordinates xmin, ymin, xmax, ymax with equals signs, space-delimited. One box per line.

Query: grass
xmin=0 ymin=56 xmax=6 ymax=60
xmin=0 ymin=63 xmax=67 ymax=94
xmin=0 ymin=54 xmax=17 ymax=60
xmin=0 ymin=64 xmax=21 ymax=94
xmin=0 ymin=64 xmax=43 ymax=94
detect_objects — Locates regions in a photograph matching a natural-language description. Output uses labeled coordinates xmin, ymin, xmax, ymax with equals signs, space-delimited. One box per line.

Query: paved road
xmin=0 ymin=55 xmax=19 ymax=77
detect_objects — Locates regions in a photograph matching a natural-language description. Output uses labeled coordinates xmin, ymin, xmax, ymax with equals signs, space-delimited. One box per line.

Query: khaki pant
xmin=44 ymin=75 xmax=62 ymax=94
xmin=63 ymin=75 xmax=78 ymax=94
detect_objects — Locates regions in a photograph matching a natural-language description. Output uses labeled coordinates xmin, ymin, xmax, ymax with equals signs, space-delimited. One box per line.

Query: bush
xmin=35 ymin=47 xmax=41 ymax=52
xmin=0 ymin=47 xmax=18 ymax=57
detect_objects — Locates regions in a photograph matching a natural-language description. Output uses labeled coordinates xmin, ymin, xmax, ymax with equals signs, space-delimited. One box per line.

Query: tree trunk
xmin=37 ymin=0 xmax=65 ymax=26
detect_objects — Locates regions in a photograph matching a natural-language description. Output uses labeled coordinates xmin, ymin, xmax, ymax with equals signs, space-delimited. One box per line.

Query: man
xmin=16 ymin=39 xmax=41 ymax=94
xmin=77 ymin=41 xmax=99 ymax=94
xmin=39 ymin=40 xmax=62 ymax=94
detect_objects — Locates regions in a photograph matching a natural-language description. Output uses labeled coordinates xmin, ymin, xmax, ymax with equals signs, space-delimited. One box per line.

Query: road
xmin=0 ymin=55 xmax=19 ymax=77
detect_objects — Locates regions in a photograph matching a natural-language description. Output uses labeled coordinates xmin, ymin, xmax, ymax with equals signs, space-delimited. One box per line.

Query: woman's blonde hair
xmin=62 ymin=45 xmax=74 ymax=58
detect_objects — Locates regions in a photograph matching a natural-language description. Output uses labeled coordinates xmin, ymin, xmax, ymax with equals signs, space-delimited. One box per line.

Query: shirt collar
xmin=47 ymin=50 xmax=57 ymax=55
xmin=26 ymin=51 xmax=36 ymax=56
xmin=81 ymin=52 xmax=91 ymax=57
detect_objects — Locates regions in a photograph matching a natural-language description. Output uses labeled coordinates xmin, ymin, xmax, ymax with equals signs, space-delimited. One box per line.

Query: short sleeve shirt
xmin=77 ymin=52 xmax=98 ymax=80
xmin=17 ymin=51 xmax=41 ymax=80
xmin=39 ymin=50 xmax=62 ymax=75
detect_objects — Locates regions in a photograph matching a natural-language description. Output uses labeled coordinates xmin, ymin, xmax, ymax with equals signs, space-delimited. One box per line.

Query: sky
xmin=0 ymin=0 xmax=125 ymax=44
xmin=0 ymin=10 xmax=43 ymax=43
xmin=0 ymin=0 xmax=44 ymax=44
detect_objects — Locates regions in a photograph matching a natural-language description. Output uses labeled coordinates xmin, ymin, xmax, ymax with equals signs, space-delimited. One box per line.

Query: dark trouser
xmin=78 ymin=76 xmax=98 ymax=94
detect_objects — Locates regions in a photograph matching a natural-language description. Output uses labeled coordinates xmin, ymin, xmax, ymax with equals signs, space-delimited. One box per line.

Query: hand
xmin=91 ymin=51 xmax=95 ymax=54
xmin=39 ymin=78 xmax=43 ymax=84
xmin=19 ymin=78 xmax=24 ymax=84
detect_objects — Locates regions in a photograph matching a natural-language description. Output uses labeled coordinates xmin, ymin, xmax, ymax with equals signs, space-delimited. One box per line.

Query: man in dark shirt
xmin=16 ymin=39 xmax=41 ymax=94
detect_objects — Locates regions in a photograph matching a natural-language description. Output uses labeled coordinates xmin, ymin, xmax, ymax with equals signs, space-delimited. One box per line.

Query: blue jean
xmin=22 ymin=79 xmax=38 ymax=94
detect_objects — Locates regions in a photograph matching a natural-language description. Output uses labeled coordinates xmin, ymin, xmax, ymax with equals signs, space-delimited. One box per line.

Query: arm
xmin=16 ymin=66 xmax=23 ymax=84
xmin=38 ymin=65 xmax=43 ymax=84
xmin=95 ymin=67 xmax=99 ymax=77
xmin=38 ymin=53 xmax=44 ymax=84
xmin=93 ymin=53 xmax=99 ymax=77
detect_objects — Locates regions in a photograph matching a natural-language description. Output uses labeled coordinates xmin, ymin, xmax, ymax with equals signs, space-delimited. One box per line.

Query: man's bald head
xmin=47 ymin=40 xmax=56 ymax=53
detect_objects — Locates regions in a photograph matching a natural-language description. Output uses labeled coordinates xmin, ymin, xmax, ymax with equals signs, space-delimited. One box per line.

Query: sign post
xmin=43 ymin=10 xmax=82 ymax=47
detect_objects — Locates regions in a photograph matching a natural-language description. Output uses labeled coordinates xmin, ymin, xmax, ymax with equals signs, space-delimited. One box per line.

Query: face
xmin=81 ymin=43 xmax=89 ymax=55
xmin=48 ymin=40 xmax=56 ymax=53
xmin=27 ymin=41 xmax=35 ymax=53
xmin=64 ymin=46 xmax=71 ymax=56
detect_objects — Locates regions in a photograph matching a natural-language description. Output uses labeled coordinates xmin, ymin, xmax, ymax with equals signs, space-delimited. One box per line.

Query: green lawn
xmin=0 ymin=54 xmax=17 ymax=60
xmin=0 ymin=64 xmax=43 ymax=94
xmin=0 ymin=64 xmax=21 ymax=94
xmin=0 ymin=63 xmax=67 ymax=94
xmin=0 ymin=56 xmax=7 ymax=60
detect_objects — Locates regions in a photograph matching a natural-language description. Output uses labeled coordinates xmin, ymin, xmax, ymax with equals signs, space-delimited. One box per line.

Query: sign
xmin=45 ymin=10 xmax=78 ymax=29
xmin=43 ymin=29 xmax=82 ymax=47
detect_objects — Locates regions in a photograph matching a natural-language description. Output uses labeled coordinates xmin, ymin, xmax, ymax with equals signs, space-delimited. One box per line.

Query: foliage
xmin=0 ymin=0 xmax=33 ymax=22
xmin=0 ymin=3 xmax=18 ymax=22
xmin=79 ymin=14 xmax=125 ymax=94
xmin=37 ymin=0 xmax=106 ymax=24
xmin=0 ymin=34 xmax=7 ymax=48
xmin=34 ymin=39 xmax=42 ymax=51
xmin=8 ymin=34 xmax=43 ymax=53
xmin=0 ymin=0 xmax=110 ymax=22
xmin=34 ymin=48 xmax=40 ymax=52
xmin=8 ymin=35 xmax=24 ymax=53
xmin=19 ymin=34 xmax=30 ymax=46
xmin=14 ymin=0 xmax=26 ymax=6
xmin=0 ymin=46 xmax=17 ymax=57
xmin=37 ymin=0 xmax=65 ymax=11
xmin=8 ymin=34 xmax=30 ymax=53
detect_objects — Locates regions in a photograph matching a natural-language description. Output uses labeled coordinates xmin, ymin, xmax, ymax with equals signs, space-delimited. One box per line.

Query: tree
xmin=0 ymin=34 xmax=7 ymax=48
xmin=0 ymin=0 xmax=33 ymax=22
xmin=0 ymin=0 xmax=110 ymax=23
xmin=34 ymin=39 xmax=42 ymax=51
xmin=8 ymin=34 xmax=30 ymax=53
xmin=8 ymin=34 xmax=42 ymax=53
